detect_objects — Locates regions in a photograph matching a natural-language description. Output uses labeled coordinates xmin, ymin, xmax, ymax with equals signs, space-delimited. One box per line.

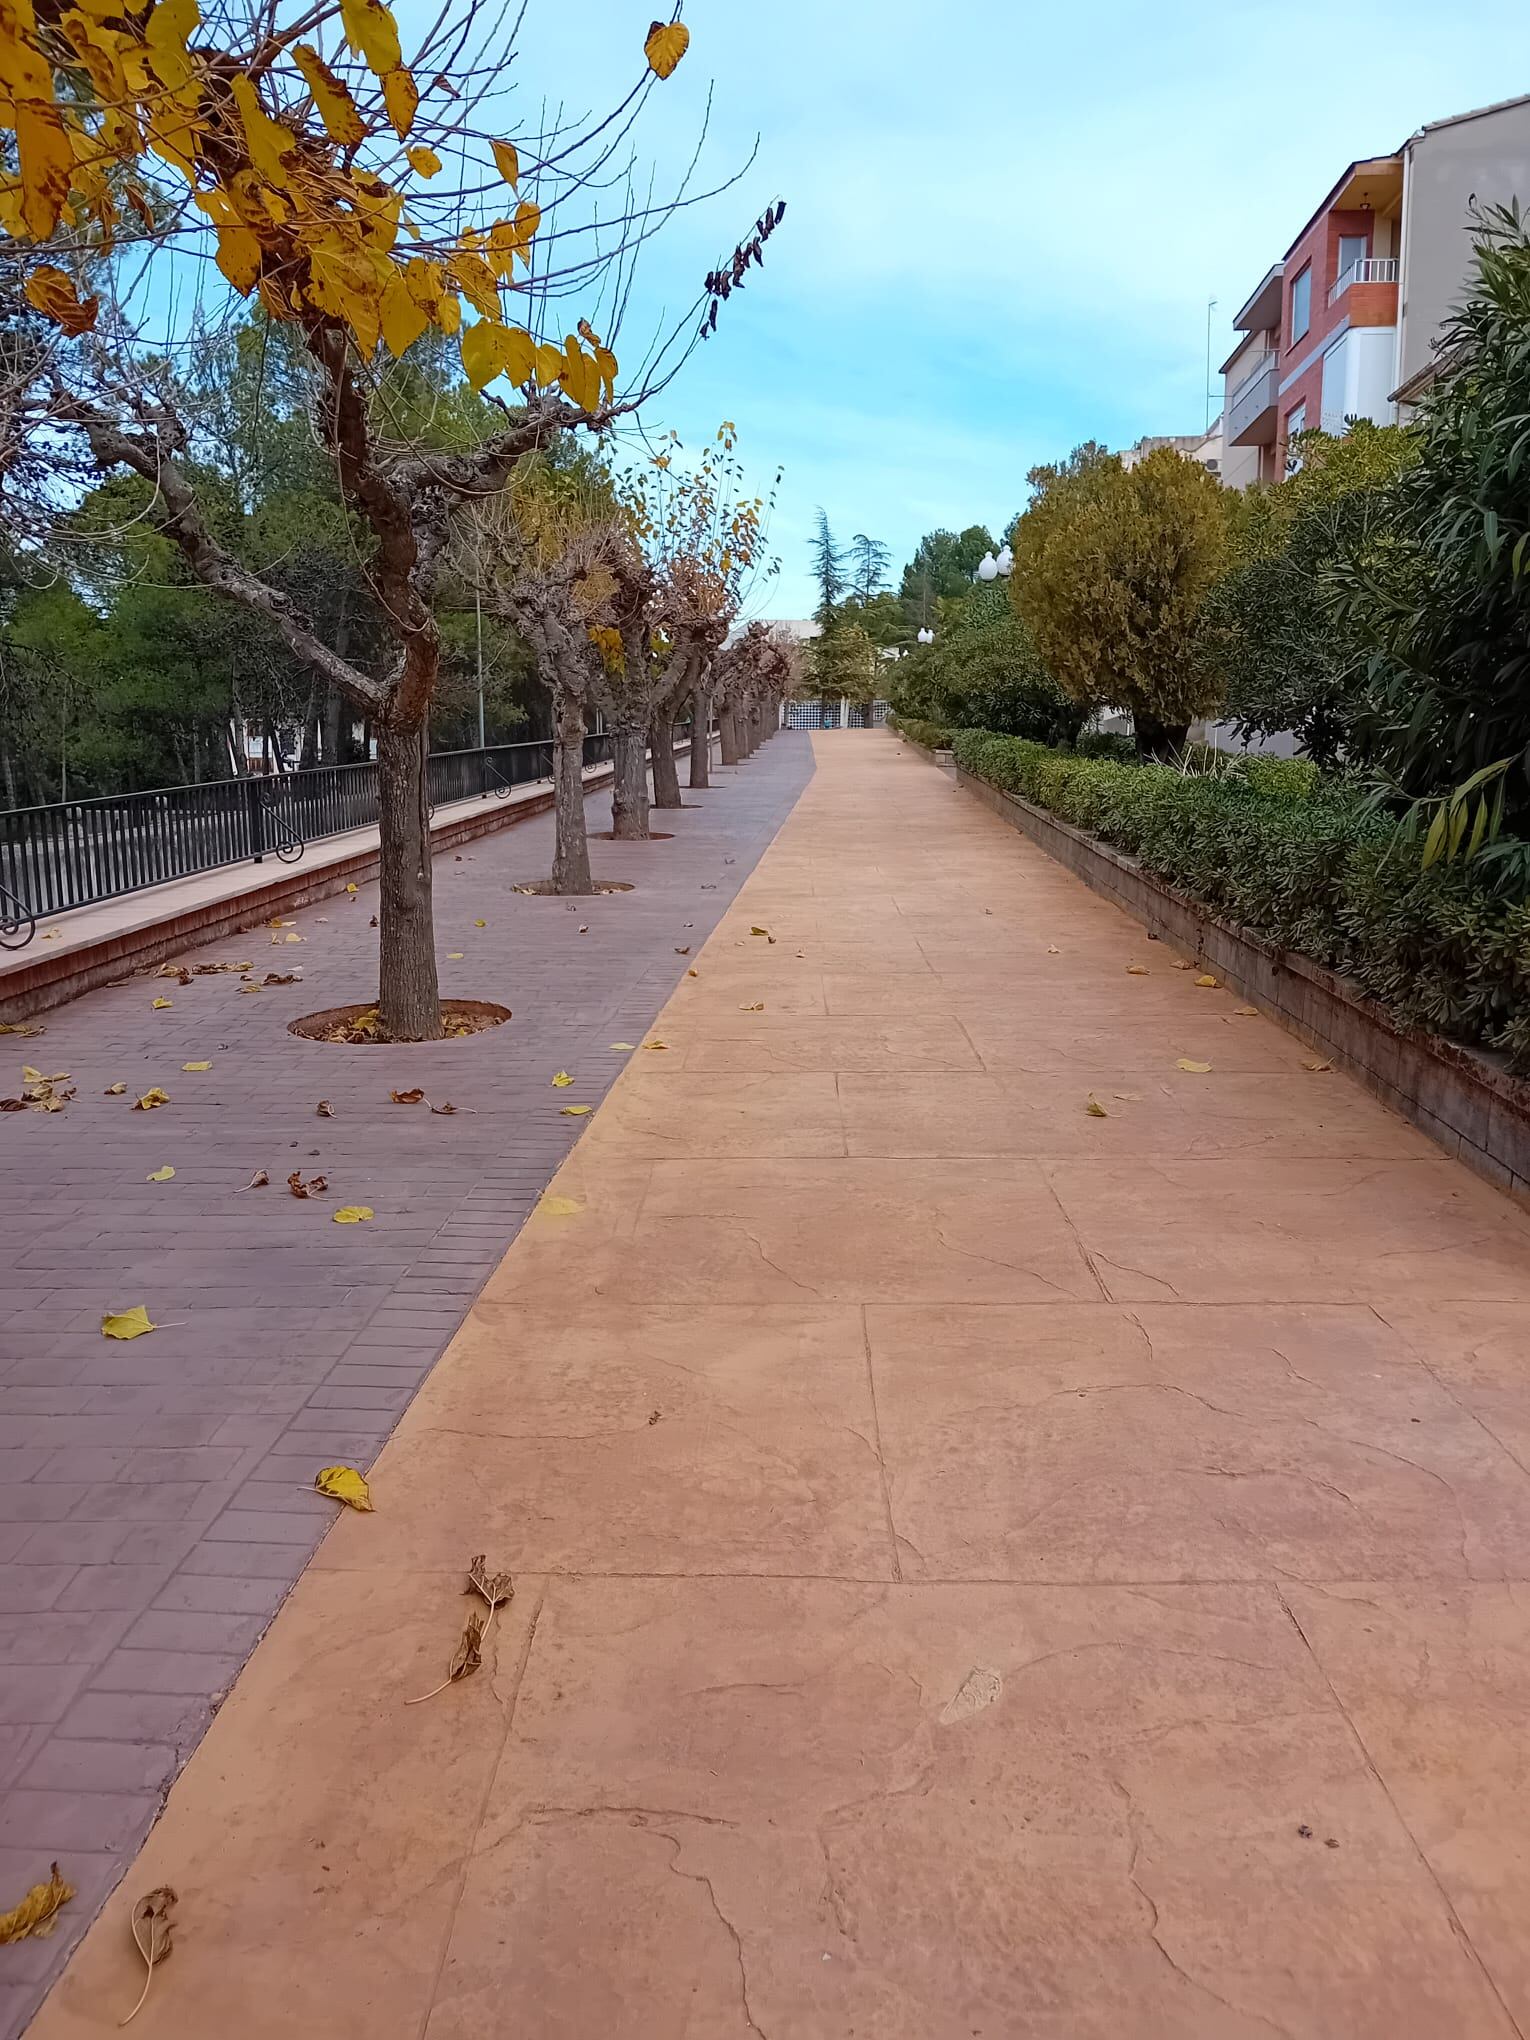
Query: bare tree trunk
xmin=1 ymin=746 xmax=17 ymax=811
xmin=651 ymin=713 xmax=682 ymax=809
xmin=299 ymin=677 xmax=322 ymax=768
xmin=689 ymin=682 xmax=712 ymax=789
xmin=719 ymin=703 xmax=742 ymax=766
xmin=323 ymin=683 xmax=344 ymax=764
xmin=551 ymin=686 xmax=595 ymax=895
xmin=610 ymin=721 xmax=651 ymax=839
xmin=376 ymin=722 xmax=442 ymax=1040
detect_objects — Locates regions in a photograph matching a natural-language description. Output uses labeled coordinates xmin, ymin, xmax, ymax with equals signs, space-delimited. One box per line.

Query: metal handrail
xmin=1329 ymin=256 xmax=1399 ymax=306
xmin=0 ymin=733 xmax=617 ymax=923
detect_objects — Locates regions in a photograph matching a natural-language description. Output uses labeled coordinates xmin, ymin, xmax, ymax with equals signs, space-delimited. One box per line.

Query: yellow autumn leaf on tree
xmin=333 ymin=1205 xmax=375 ymax=1224
xmin=0 ymin=1863 xmax=74 ymax=1945
xmin=406 ymin=144 xmax=441 ymax=177
xmin=338 ymin=0 xmax=401 ymax=78
xmin=491 ymin=138 xmax=519 ymax=188
xmin=230 ymin=74 xmax=295 ymax=188
xmin=292 ymin=44 xmax=366 ymax=145
xmin=101 ymin=1305 xmax=157 ymax=1340
xmin=381 ymin=64 xmax=418 ymax=138
xmin=314 ymin=1464 xmax=374 ymax=1510
xmin=22 ymin=264 xmax=98 ymax=335
xmin=380 ymin=271 xmax=429 ymax=356
xmin=460 ymin=318 xmax=507 ymax=391
xmin=14 ymin=100 xmax=75 ymax=240
xmin=213 ymin=223 xmax=262 ymax=294
xmin=146 ymin=1165 xmax=175 ymax=1182
xmin=644 ymin=20 xmax=690 ymax=77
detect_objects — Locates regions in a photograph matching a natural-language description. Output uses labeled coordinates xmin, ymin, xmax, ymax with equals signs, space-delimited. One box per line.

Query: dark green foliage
xmin=889 ymin=582 xmax=1086 ymax=747
xmin=897 ymin=523 xmax=997 ymax=627
xmin=890 ymin=716 xmax=951 ymax=750
xmin=951 ymin=729 xmax=1530 ymax=1072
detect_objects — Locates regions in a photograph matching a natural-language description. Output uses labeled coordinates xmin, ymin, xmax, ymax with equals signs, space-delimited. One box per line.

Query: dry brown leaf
xmin=1303 ymin=1057 xmax=1334 ymax=1073
xmin=1084 ymin=1096 xmax=1108 ymax=1118
xmin=240 ymin=1169 xmax=269 ymax=1191
xmin=156 ymin=964 xmax=191 ymax=983
xmin=466 ymin=1554 xmax=513 ymax=1609
xmin=1172 ymin=959 xmax=1193 ymax=971
xmin=0 ymin=1021 xmax=44 ymax=1036
xmin=1233 ymin=1005 xmax=1259 ymax=1017
xmin=739 ymin=1002 xmax=764 ymax=1012
xmin=674 ymin=945 xmax=690 ymax=955
xmin=238 ymin=981 xmax=263 ymax=994
xmin=287 ymin=1171 xmax=328 ymax=1199
xmin=316 ymin=1100 xmax=335 ymax=1118
xmin=104 ymin=1082 xmax=126 ymax=1094
xmin=390 ymin=1087 xmax=425 ymax=1105
xmin=1046 ymin=945 xmax=1060 ymax=955
xmin=121 ymin=1885 xmax=176 ymax=2027
xmin=1126 ymin=964 xmax=1150 ymax=975
xmin=0 ymin=1862 xmax=74 ymax=1944
xmin=369 ymin=914 xmax=379 ymax=928
xmin=263 ymin=971 xmax=300 ymax=986
xmin=429 ymin=1100 xmax=460 ymax=1116
xmin=0 ymin=1098 xmax=25 ymax=1112
xmin=686 ymin=968 xmax=698 ymax=978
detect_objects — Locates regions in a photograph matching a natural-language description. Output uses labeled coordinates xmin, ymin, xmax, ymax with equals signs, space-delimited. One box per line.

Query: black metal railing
xmin=0 ymin=734 xmax=618 ymax=942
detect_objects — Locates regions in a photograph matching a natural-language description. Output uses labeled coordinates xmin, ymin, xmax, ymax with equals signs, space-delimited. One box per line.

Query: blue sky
xmin=512 ymin=0 xmax=1530 ymax=617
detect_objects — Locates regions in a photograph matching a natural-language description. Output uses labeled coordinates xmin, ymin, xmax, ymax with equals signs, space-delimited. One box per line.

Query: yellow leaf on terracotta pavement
xmin=101 ymin=1306 xmax=156 ymax=1340
xmin=0 ymin=1862 xmax=74 ymax=1945
xmin=181 ymin=1061 xmax=211 ymax=1072
xmin=1126 ymin=964 xmax=1150 ymax=975
xmin=560 ymin=1104 xmax=592 ymax=1116
xmin=1085 ymin=1096 xmax=1108 ymax=1118
xmin=749 ymin=926 xmax=770 ymax=937
xmin=1172 ymin=960 xmax=1193 ymax=971
xmin=644 ymin=19 xmax=690 ymax=76
xmin=151 ymin=997 xmax=172 ymax=1009
xmin=314 ymin=1464 xmax=373 ymax=1510
xmin=104 ymin=1082 xmax=125 ymax=1095
xmin=332 ymin=1205 xmax=374 ymax=1224
xmin=551 ymin=1071 xmax=574 ymax=1087
xmin=133 ymin=1088 xmax=170 ymax=1110
xmin=491 ymin=138 xmax=519 ymax=188
xmin=1233 ymin=1005 xmax=1259 ymax=1017
xmin=1176 ymin=1059 xmax=1213 ymax=1074
xmin=686 ymin=968 xmax=698 ymax=978
xmin=644 ymin=1041 xmax=668 ymax=1052
xmin=146 ymin=1165 xmax=175 ymax=1182
xmin=1195 ymin=974 xmax=1218 ymax=988
xmin=739 ymin=1002 xmax=764 ymax=1012
xmin=537 ymin=1194 xmax=583 ymax=1217
xmin=1303 ymin=1058 xmax=1334 ymax=1073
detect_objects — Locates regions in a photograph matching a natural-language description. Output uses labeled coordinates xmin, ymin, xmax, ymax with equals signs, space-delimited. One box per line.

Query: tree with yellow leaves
xmin=2 ymin=0 xmax=784 ymax=1035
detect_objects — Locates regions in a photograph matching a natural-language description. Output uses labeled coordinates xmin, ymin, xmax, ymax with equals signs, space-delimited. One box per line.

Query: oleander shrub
xmin=950 ymin=729 xmax=1530 ymax=1072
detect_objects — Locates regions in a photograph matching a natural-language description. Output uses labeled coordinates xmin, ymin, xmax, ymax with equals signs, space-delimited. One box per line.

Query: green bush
xmin=951 ymin=729 xmax=1530 ymax=1072
xmin=890 ymin=716 xmax=952 ymax=751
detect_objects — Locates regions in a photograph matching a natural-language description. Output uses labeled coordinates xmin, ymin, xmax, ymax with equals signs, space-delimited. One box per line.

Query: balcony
xmin=1227 ymin=349 xmax=1278 ymax=445
xmin=1329 ymin=256 xmax=1399 ymax=307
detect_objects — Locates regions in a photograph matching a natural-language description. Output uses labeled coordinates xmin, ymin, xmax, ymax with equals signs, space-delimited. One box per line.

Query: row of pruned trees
xmin=3 ymin=0 xmax=786 ymax=1037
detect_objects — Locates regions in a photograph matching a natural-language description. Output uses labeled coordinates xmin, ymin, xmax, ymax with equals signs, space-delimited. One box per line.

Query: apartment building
xmin=1221 ymin=93 xmax=1530 ymax=487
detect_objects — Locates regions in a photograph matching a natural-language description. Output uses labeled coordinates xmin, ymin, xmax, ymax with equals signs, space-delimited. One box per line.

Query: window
xmin=1290 ymin=264 xmax=1312 ymax=343
xmin=1285 ymin=402 xmax=1307 ymax=472
xmin=1337 ymin=233 xmax=1367 ymax=290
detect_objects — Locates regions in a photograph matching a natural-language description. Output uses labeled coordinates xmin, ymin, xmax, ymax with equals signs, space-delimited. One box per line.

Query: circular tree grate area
xmin=289 ymin=1000 xmax=511 ymax=1045
xmin=589 ymin=830 xmax=674 ymax=841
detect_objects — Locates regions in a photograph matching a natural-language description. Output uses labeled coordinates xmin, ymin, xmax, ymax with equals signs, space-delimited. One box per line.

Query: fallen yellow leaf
xmin=181 ymin=1061 xmax=211 ymax=1072
xmin=1085 ymin=1096 xmax=1108 ymax=1118
xmin=1233 ymin=1005 xmax=1259 ymax=1017
xmin=133 ymin=1088 xmax=170 ymax=1111
xmin=332 ymin=1205 xmax=374 ymax=1224
xmin=560 ymin=1104 xmax=592 ymax=1116
xmin=474 ymin=919 xmax=487 ymax=928
xmin=644 ymin=1041 xmax=669 ymax=1052
xmin=1195 ymin=974 xmax=1218 ymax=988
xmin=686 ymin=968 xmax=698 ymax=978
xmin=151 ymin=997 xmax=172 ymax=1010
xmin=0 ymin=1862 xmax=74 ymax=1945
xmin=390 ymin=1088 xmax=424 ymax=1105
xmin=101 ymin=1306 xmax=156 ymax=1340
xmin=344 ymin=883 xmax=359 ymax=893
xmin=146 ymin=1165 xmax=175 ymax=1182
xmin=739 ymin=1002 xmax=764 ymax=1012
xmin=609 ymin=1042 xmax=637 ymax=1052
xmin=551 ymin=1070 xmax=574 ymax=1088
xmin=1176 ymin=1059 xmax=1213 ymax=1074
xmin=1172 ymin=960 xmax=1193 ymax=971
xmin=446 ymin=952 xmax=464 ymax=960
xmin=104 ymin=1082 xmax=126 ymax=1095
xmin=314 ymin=1464 xmax=372 ymax=1510
xmin=284 ymin=933 xmax=304 ymax=944
xmin=750 ymin=926 xmax=770 ymax=937
xmin=1126 ymin=964 xmax=1150 ymax=975
xmin=1303 ymin=1057 xmax=1334 ymax=1073
xmin=538 ymin=1194 xmax=583 ymax=1217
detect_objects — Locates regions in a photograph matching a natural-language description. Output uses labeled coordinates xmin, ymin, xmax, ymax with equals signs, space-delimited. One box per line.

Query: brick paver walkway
xmin=22 ymin=730 xmax=1530 ymax=2038
xmin=0 ymin=737 xmax=812 ymax=2040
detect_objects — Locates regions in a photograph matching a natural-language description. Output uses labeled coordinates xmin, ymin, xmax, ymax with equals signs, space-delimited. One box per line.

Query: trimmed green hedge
xmin=951 ymin=729 xmax=1530 ymax=1074
xmin=890 ymin=716 xmax=952 ymax=751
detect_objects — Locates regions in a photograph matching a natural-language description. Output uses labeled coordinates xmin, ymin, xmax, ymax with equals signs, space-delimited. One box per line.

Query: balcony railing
xmin=1329 ymin=256 xmax=1399 ymax=306
xmin=1227 ymin=349 xmax=1278 ymax=444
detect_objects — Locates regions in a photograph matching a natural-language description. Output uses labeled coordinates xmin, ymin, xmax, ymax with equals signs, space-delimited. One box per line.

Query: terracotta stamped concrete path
xmin=0 ymin=738 xmax=813 ymax=2040
xmin=23 ymin=729 xmax=1530 ymax=2038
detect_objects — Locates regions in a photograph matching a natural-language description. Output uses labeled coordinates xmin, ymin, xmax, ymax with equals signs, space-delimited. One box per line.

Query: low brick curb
xmin=956 ymin=762 xmax=1530 ymax=1201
